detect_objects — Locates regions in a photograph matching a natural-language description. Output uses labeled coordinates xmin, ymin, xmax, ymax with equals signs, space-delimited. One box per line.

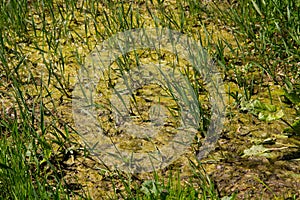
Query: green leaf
xmin=284 ymin=89 xmax=300 ymax=105
xmin=141 ymin=180 xmax=162 ymax=197
xmin=283 ymin=119 xmax=300 ymax=135
xmin=258 ymin=109 xmax=284 ymax=122
xmin=251 ymin=0 xmax=263 ymax=16
xmin=243 ymin=100 xmax=284 ymax=121
xmin=253 ymin=100 xmax=276 ymax=112
xmin=242 ymin=145 xmax=269 ymax=157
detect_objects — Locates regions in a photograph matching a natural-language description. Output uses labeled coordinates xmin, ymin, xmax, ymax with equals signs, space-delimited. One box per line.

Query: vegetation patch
xmin=0 ymin=0 xmax=299 ymax=199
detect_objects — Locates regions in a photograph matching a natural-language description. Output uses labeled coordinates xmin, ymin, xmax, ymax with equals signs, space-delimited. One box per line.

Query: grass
xmin=97 ymin=159 xmax=220 ymax=200
xmin=0 ymin=82 xmax=70 ymax=199
xmin=212 ymin=0 xmax=300 ymax=83
xmin=0 ymin=0 xmax=299 ymax=199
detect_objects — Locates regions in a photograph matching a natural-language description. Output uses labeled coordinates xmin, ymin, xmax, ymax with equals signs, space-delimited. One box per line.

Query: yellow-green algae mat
xmin=72 ymin=28 xmax=226 ymax=173
xmin=1 ymin=0 xmax=298 ymax=198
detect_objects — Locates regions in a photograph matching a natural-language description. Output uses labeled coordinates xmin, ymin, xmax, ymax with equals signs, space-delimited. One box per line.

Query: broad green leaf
xmin=253 ymin=100 xmax=276 ymax=112
xmin=242 ymin=99 xmax=284 ymax=121
xmin=242 ymin=145 xmax=269 ymax=157
xmin=258 ymin=109 xmax=284 ymax=122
